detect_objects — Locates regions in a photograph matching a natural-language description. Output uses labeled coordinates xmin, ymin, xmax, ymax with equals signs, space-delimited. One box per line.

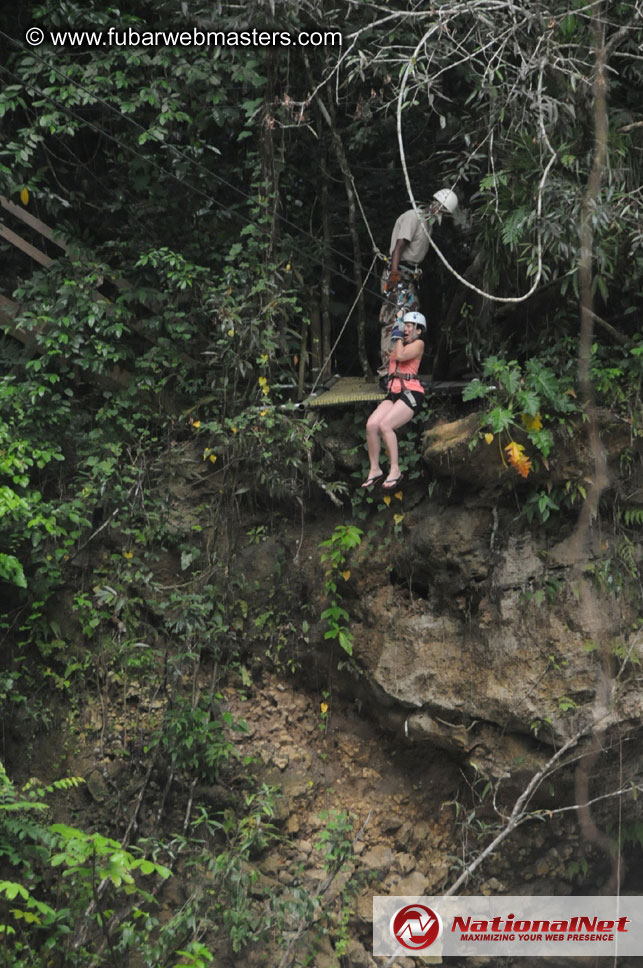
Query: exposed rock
xmin=348 ymin=493 xmax=641 ymax=781
xmin=393 ymin=852 xmax=416 ymax=875
xmin=356 ymin=890 xmax=375 ymax=923
xmin=194 ymin=783 xmax=236 ymax=811
xmin=360 ymin=844 xmax=394 ymax=872
xmin=284 ymin=814 xmax=300 ymax=834
xmin=390 ymin=869 xmax=430 ymax=896
xmin=346 ymin=938 xmax=377 ymax=967
xmin=494 ymin=535 xmax=544 ymax=588
xmin=236 ymin=537 xmax=285 ymax=586
xmin=86 ymin=769 xmax=108 ymax=803
xmin=272 ymin=750 xmax=290 ymax=770
xmin=324 ymin=433 xmax=364 ymax=473
xmin=302 ymin=867 xmax=327 ymax=889
xmin=380 ymin=813 xmax=404 ymax=832
xmin=480 ymin=877 xmax=506 ymax=895
xmin=406 ymin=713 xmax=471 ymax=753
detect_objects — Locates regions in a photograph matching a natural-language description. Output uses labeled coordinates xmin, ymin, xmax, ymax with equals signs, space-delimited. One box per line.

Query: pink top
xmin=387 ymin=343 xmax=424 ymax=394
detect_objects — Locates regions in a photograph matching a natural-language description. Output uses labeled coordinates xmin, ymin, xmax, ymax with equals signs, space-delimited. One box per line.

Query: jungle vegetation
xmin=0 ymin=0 xmax=642 ymax=964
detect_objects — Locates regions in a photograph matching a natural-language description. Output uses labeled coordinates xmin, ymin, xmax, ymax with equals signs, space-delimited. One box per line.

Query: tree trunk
xmin=320 ymin=148 xmax=333 ymax=381
xmin=577 ymin=0 xmax=610 ymax=530
xmin=309 ymin=298 xmax=322 ymax=383
xmin=304 ymin=54 xmax=372 ymax=378
xmin=260 ymin=48 xmax=280 ymax=267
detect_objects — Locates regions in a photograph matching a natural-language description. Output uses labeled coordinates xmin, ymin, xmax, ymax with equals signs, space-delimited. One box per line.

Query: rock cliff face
xmin=312 ymin=412 xmax=643 ymax=796
xmin=347 ymin=500 xmax=639 ymax=782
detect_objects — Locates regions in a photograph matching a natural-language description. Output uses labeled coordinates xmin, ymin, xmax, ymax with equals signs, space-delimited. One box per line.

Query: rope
xmin=351 ymin=173 xmax=388 ymax=262
xmin=396 ymin=29 xmax=558 ymax=304
xmin=308 ymin=252 xmax=379 ymax=396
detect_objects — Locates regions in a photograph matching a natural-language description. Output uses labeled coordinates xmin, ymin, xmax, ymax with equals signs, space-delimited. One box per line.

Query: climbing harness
xmin=397 ymin=260 xmax=423 ymax=279
xmin=389 ymin=369 xmax=418 ymax=382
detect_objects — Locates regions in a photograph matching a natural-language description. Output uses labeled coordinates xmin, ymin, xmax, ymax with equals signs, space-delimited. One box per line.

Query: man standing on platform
xmin=379 ymin=189 xmax=458 ymax=375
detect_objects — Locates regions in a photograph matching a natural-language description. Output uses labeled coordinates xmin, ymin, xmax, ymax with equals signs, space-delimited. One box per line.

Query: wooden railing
xmin=0 ymin=194 xmax=131 ymax=387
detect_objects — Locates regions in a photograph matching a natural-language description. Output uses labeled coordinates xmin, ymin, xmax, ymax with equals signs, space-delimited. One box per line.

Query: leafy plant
xmin=153 ymin=696 xmax=249 ymax=782
xmin=463 ymin=355 xmax=578 ymax=474
xmin=319 ymin=525 xmax=363 ymax=655
xmin=0 ymin=765 xmax=171 ymax=966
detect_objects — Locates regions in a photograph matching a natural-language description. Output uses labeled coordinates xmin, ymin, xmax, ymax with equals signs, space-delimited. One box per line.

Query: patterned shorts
xmin=379 ymin=266 xmax=420 ymax=372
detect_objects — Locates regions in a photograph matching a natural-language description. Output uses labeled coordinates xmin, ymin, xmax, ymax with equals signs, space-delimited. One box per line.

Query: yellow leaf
xmin=394 ymin=491 xmax=403 ymax=500
xmin=191 ymin=419 xmax=201 ymax=429
xmin=521 ymin=412 xmax=542 ymax=432
xmin=484 ymin=432 xmax=494 ymax=445
xmin=123 ymin=551 xmax=133 ymax=559
xmin=20 ymin=187 xmax=29 ymax=205
xmin=504 ymin=441 xmax=532 ymax=479
xmin=393 ymin=513 xmax=404 ymax=525
xmin=341 ymin=570 xmax=351 ymax=581
xmin=320 ymin=702 xmax=329 ymax=715
xmin=383 ymin=495 xmax=391 ymax=506
xmin=209 ymin=454 xmax=217 ymax=463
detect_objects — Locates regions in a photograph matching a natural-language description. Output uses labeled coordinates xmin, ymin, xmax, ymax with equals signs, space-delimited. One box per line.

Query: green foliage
xmin=591 ymin=340 xmax=643 ymax=422
xmin=319 ymin=525 xmax=363 ymax=655
xmin=522 ymin=490 xmax=560 ymax=524
xmin=1 ymin=1 xmax=643 ymax=960
xmin=153 ymin=696 xmax=249 ymax=781
xmin=314 ymin=810 xmax=355 ymax=873
xmin=174 ymin=941 xmax=215 ymax=967
xmin=0 ymin=382 xmax=68 ymax=589
xmin=557 ymin=695 xmax=578 ymax=713
xmin=463 ymin=355 xmax=577 ymax=460
xmin=0 ymin=764 xmax=173 ymax=966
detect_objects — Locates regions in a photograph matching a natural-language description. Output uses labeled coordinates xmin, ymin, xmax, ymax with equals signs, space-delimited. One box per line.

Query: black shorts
xmin=386 ymin=389 xmax=424 ymax=414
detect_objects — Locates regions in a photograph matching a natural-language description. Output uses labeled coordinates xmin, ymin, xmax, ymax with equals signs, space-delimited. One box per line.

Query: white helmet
xmin=403 ymin=311 xmax=426 ymax=330
xmin=433 ymin=188 xmax=458 ymax=214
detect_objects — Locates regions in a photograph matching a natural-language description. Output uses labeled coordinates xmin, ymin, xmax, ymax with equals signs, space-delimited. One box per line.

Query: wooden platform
xmin=304 ymin=376 xmax=384 ymax=408
xmin=302 ymin=375 xmax=470 ymax=408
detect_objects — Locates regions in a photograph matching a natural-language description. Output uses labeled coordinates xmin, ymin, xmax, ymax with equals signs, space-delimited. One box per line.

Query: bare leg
xmin=379 ymin=400 xmax=416 ymax=483
xmin=363 ymin=400 xmax=394 ymax=485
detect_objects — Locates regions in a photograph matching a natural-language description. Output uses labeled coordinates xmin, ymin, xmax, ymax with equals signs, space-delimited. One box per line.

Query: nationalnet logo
xmin=451 ymin=911 xmax=629 ymax=943
xmin=390 ymin=904 xmax=443 ymax=950
xmin=374 ymin=895 xmax=642 ymax=957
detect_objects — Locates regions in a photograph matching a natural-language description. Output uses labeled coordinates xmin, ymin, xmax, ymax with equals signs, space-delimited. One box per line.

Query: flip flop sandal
xmin=382 ymin=474 xmax=404 ymax=489
xmin=360 ymin=473 xmax=384 ymax=488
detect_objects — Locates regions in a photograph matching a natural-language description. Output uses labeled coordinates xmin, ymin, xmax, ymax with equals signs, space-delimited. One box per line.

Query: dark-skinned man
xmin=378 ymin=189 xmax=458 ymax=375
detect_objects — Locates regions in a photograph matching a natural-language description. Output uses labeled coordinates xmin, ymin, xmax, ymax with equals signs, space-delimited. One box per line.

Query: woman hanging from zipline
xmin=361 ymin=311 xmax=426 ymax=490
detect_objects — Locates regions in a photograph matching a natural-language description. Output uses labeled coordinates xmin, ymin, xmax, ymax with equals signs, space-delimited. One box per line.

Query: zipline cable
xmin=308 ymin=252 xmax=379 ymax=396
xmin=396 ymin=25 xmax=558 ymax=304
